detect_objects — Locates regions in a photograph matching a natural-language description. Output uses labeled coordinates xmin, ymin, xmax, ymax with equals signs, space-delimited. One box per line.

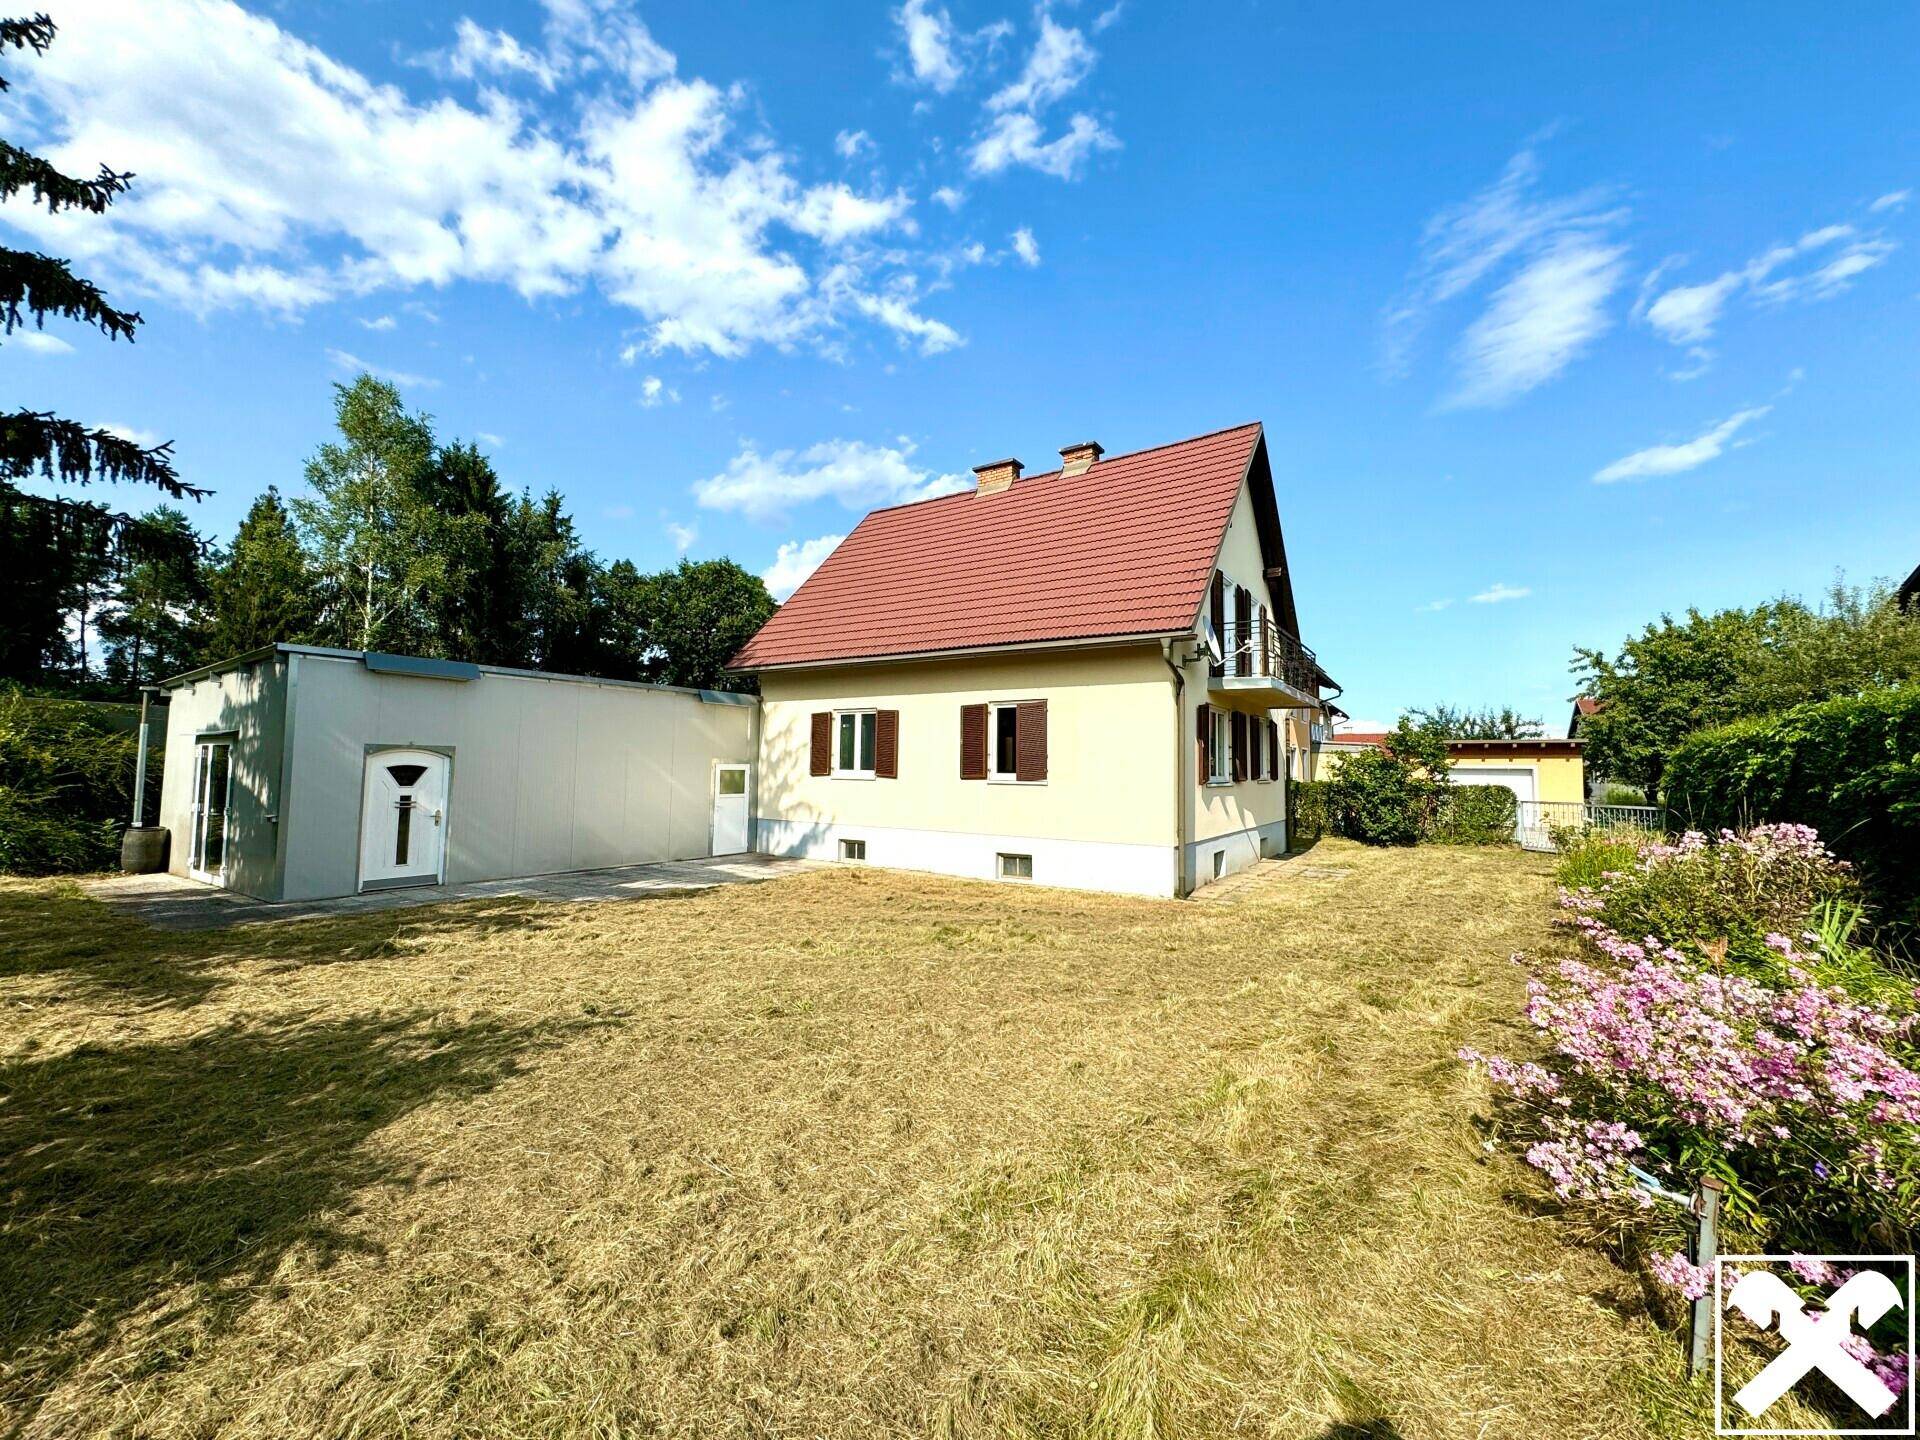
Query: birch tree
xmin=294 ymin=376 xmax=442 ymax=654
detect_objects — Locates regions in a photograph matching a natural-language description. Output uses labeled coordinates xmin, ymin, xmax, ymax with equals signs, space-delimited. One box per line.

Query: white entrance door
xmin=712 ymin=763 xmax=750 ymax=855
xmin=359 ymin=750 xmax=450 ymax=891
xmin=187 ymin=739 xmax=233 ymax=882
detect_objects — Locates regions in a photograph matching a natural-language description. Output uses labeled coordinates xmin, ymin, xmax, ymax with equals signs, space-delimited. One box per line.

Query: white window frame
xmin=987 ymin=701 xmax=1037 ymax=784
xmin=831 ymin=709 xmax=878 ymax=779
xmin=1207 ymin=708 xmax=1233 ymax=786
xmin=839 ymin=837 xmax=867 ymax=862
xmin=997 ymin=851 xmax=1033 ymax=880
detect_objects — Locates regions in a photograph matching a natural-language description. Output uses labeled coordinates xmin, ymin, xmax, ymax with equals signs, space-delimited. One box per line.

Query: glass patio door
xmin=188 ymin=739 xmax=233 ymax=882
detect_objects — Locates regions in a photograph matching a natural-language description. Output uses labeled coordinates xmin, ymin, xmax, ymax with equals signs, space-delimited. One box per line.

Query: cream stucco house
xmin=729 ymin=422 xmax=1337 ymax=897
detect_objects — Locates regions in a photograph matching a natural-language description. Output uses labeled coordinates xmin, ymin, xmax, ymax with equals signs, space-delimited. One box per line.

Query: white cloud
xmin=9 ymin=330 xmax=74 ymax=354
xmin=695 ymin=437 xmax=966 ymax=520
xmin=325 ymin=346 xmax=439 ymax=390
xmin=1593 ymin=405 xmax=1770 ymax=484
xmin=1415 ymin=597 xmax=1453 ymax=612
xmin=965 ymin=12 xmax=1114 ymax=181
xmin=1468 ymin=582 xmax=1531 ymax=604
xmin=358 ymin=313 xmax=397 ymax=331
xmin=895 ymin=0 xmax=963 ymax=92
xmin=439 ymin=17 xmax=560 ymax=90
xmin=1009 ymin=226 xmax=1040 ymax=266
xmin=476 ymin=430 xmax=506 ymax=447
xmin=834 ymin=128 xmax=872 ymax=159
xmin=986 ymin=13 xmax=1095 ymax=113
xmin=761 ymin=533 xmax=845 ymax=600
xmin=1384 ymin=139 xmax=1627 ymax=405
xmin=664 ymin=519 xmax=697 ymax=552
xmin=102 ymin=422 xmax=163 ymax=447
xmin=931 ymin=185 xmax=965 ymax=210
xmin=1445 ymin=235 xmax=1625 ymax=409
xmin=968 ymin=111 xmax=1116 ymax=178
xmin=1639 ymin=219 xmax=1896 ymax=350
xmin=3 ymin=0 xmax=946 ymax=361
xmin=1870 ymin=189 xmax=1910 ymax=214
xmin=639 ymin=374 xmax=680 ymax=406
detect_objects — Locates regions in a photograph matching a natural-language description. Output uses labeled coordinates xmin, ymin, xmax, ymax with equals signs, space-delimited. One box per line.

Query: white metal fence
xmin=1515 ymin=800 xmax=1664 ymax=852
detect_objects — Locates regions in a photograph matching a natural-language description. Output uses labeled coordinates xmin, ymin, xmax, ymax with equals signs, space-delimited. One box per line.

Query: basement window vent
xmin=1212 ymin=850 xmax=1226 ymax=880
xmin=839 ymin=838 xmax=867 ymax=862
xmin=998 ymin=852 xmax=1033 ymax=880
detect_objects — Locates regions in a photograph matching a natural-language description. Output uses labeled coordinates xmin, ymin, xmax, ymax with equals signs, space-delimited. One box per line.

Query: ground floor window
xmin=1208 ymin=709 xmax=1232 ymax=784
xmin=998 ymin=852 xmax=1033 ymax=879
xmin=839 ymin=837 xmax=867 ymax=861
xmin=989 ymin=703 xmax=1020 ymax=780
xmin=834 ymin=711 xmax=877 ymax=777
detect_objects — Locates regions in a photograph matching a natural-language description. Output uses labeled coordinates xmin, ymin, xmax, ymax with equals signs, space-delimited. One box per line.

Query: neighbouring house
xmin=1313 ymin=729 xmax=1586 ymax=814
xmin=728 ymin=422 xmax=1338 ymax=897
xmin=1568 ymin=695 xmax=1608 ymax=800
xmin=1900 ymin=561 xmax=1920 ymax=614
xmin=156 ymin=645 xmax=755 ymax=901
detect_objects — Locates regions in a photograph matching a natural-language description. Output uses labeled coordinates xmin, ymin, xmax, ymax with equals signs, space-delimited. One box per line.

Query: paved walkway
xmin=1189 ymin=852 xmax=1353 ymax=904
xmin=83 ymin=854 xmax=821 ymax=931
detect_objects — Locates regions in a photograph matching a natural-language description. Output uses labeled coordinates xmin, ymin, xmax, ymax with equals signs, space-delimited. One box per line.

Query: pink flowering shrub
xmin=1558 ymin=822 xmax=1857 ymax=972
xmin=1464 ymin=823 xmax=1920 ymax=1325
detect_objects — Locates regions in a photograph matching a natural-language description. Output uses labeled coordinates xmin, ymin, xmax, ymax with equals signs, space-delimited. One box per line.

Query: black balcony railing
xmin=1211 ymin=618 xmax=1319 ymax=694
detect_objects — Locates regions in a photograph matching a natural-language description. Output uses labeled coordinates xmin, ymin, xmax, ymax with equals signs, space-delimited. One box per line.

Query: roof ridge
xmin=856 ymin=420 xmax=1262 ymax=518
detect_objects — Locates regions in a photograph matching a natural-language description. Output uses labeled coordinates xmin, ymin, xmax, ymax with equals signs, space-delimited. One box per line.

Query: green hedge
xmin=1664 ymin=685 xmax=1920 ymax=931
xmin=1290 ymin=778 xmax=1330 ymax=844
xmin=0 ymin=687 xmax=139 ymax=875
xmin=1430 ymin=783 xmax=1518 ymax=845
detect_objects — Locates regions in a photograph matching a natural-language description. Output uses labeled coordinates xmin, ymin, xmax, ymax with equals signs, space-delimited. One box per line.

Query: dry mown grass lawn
xmin=1 ymin=840 xmax=1710 ymax=1439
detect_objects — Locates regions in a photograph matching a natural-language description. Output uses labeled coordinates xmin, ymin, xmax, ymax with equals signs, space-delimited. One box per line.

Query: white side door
xmin=187 ymin=739 xmax=233 ymax=882
xmin=712 ymin=763 xmax=750 ymax=855
xmin=359 ymin=750 xmax=450 ymax=890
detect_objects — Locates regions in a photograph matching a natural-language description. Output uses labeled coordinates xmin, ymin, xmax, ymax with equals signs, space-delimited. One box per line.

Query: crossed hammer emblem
xmin=1728 ymin=1268 xmax=1905 ymax=1419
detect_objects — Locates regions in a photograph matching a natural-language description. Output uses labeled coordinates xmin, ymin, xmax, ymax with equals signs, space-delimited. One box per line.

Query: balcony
xmin=1208 ymin=618 xmax=1322 ymax=711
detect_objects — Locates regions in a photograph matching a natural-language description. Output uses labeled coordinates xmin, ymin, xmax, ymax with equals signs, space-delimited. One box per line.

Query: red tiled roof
xmin=731 ymin=422 xmax=1264 ymax=670
xmin=1574 ymin=696 xmax=1602 ymax=716
xmin=1324 ymin=731 xmax=1390 ymax=748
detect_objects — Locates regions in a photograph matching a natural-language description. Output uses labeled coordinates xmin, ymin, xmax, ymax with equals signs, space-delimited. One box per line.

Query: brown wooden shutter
xmin=1231 ymin=711 xmax=1248 ymax=783
xmin=875 ymin=709 xmax=899 ymax=779
xmin=960 ymin=703 xmax=988 ymax=779
xmin=1234 ymin=586 xmax=1252 ymax=677
xmin=1268 ymin=718 xmax=1281 ymax=781
xmin=1015 ymin=700 xmax=1047 ymax=782
xmin=1197 ymin=702 xmax=1211 ymax=784
xmin=809 ymin=712 xmax=832 ymax=776
xmin=1209 ymin=573 xmax=1226 ymax=677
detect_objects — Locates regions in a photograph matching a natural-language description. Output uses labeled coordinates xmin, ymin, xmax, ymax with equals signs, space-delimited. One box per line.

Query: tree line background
xmin=4 ymin=372 xmax=776 ymax=697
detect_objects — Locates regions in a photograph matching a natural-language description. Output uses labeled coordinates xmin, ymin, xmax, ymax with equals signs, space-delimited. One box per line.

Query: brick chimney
xmin=972 ymin=456 xmax=1023 ymax=495
xmin=1059 ymin=440 xmax=1104 ymax=477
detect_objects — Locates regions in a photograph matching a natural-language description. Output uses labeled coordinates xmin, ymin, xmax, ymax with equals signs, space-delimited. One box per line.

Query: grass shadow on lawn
xmin=0 ymin=1004 xmax=588 ymax=1427
xmin=0 ymin=882 xmax=584 ymax=1010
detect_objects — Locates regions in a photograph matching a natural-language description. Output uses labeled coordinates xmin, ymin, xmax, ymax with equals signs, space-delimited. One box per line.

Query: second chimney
xmin=972 ymin=457 xmax=1023 ymax=495
xmin=1059 ymin=440 xmax=1104 ymax=477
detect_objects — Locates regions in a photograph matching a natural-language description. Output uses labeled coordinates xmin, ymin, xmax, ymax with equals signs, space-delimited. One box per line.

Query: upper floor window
xmin=835 ymin=710 xmax=877 ymax=777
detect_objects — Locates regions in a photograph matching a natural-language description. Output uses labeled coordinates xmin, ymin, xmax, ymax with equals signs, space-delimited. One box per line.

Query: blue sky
xmin=3 ymin=0 xmax=1915 ymax=730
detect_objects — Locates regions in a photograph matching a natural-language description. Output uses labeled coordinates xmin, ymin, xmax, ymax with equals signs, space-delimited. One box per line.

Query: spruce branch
xmin=1 ymin=410 xmax=203 ymax=499
xmin=0 ymin=248 xmax=141 ymax=340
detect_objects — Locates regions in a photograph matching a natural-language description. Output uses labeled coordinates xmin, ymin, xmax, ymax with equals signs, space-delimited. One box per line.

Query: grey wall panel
xmin=277 ymin=657 xmax=753 ymax=900
xmin=159 ymin=657 xmax=288 ymax=900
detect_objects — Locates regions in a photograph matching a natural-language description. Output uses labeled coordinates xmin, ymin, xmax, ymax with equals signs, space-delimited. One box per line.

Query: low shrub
xmin=1323 ymin=720 xmax=1449 ymax=846
xmin=1560 ymin=822 xmax=1858 ymax=975
xmin=1430 ymin=783 xmax=1517 ymax=845
xmin=0 ymin=687 xmax=138 ymax=874
xmin=1552 ymin=826 xmax=1647 ymax=891
xmin=1665 ymin=685 xmax=1920 ymax=935
xmin=1466 ymin=822 xmax=1919 ymax=1383
xmin=1288 ymin=778 xmax=1330 ymax=844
